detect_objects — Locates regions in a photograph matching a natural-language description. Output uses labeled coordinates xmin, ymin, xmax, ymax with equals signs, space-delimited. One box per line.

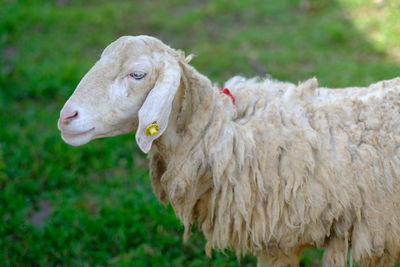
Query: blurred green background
xmin=1 ymin=0 xmax=399 ymax=266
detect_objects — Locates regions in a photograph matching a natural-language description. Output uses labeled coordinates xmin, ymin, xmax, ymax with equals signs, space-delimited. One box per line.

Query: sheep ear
xmin=135 ymin=59 xmax=181 ymax=153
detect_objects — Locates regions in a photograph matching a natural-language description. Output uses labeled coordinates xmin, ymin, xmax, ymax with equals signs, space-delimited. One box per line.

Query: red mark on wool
xmin=221 ymin=88 xmax=236 ymax=104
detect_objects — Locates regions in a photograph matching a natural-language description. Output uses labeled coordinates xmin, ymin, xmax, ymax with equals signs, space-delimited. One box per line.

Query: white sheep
xmin=58 ymin=35 xmax=400 ymax=266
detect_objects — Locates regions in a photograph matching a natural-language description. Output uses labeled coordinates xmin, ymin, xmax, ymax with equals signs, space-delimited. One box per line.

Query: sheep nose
xmin=60 ymin=110 xmax=78 ymax=124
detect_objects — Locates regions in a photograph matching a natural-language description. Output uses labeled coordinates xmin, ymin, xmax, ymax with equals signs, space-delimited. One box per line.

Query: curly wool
xmin=149 ymin=59 xmax=400 ymax=266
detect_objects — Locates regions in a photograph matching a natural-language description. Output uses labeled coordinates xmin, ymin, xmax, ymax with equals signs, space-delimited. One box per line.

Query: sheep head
xmin=58 ymin=36 xmax=185 ymax=153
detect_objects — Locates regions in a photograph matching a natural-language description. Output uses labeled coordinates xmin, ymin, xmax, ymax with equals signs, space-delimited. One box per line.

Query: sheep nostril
xmin=61 ymin=111 xmax=78 ymax=123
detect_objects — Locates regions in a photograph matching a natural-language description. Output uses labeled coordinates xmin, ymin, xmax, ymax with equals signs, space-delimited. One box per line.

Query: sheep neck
xmin=149 ymin=63 xmax=261 ymax=254
xmin=153 ymin=63 xmax=218 ymax=157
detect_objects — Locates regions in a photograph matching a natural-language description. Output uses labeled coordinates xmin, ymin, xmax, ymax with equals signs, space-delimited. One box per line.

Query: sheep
xmin=58 ymin=35 xmax=400 ymax=266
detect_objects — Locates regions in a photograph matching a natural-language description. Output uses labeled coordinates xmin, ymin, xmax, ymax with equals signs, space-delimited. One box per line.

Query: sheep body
xmin=151 ymin=68 xmax=400 ymax=266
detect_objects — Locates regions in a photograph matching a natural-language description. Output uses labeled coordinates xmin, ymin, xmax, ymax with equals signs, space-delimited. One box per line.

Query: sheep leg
xmin=257 ymin=251 xmax=299 ymax=267
xmin=322 ymin=236 xmax=348 ymax=267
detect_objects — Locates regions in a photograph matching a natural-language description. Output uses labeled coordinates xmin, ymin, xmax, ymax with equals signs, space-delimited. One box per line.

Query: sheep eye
xmin=129 ymin=72 xmax=147 ymax=80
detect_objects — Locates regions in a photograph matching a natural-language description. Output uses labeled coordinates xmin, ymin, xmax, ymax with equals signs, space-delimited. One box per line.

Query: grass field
xmin=1 ymin=0 xmax=399 ymax=266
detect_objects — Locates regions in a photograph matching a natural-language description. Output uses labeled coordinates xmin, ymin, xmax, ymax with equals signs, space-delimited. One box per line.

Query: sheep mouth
xmin=61 ymin=128 xmax=95 ymax=146
xmin=61 ymin=128 xmax=95 ymax=137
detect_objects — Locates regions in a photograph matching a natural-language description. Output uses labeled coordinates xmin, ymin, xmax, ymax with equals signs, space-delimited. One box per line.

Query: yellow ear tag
xmin=144 ymin=123 xmax=160 ymax=137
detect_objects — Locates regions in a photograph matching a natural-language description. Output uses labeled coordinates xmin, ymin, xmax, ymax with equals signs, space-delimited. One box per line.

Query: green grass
xmin=1 ymin=0 xmax=399 ymax=266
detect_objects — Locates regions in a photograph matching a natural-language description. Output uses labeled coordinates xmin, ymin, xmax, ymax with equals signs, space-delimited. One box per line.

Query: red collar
xmin=221 ymin=88 xmax=236 ymax=104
